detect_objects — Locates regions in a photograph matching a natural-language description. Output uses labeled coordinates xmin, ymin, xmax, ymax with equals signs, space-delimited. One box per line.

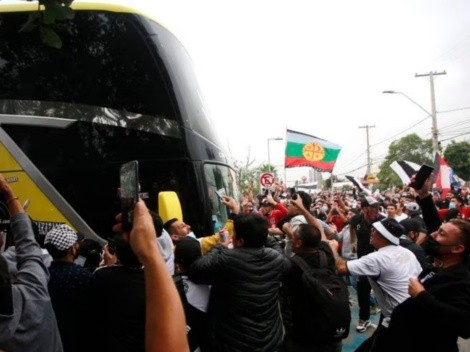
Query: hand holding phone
xmin=408 ymin=164 xmax=434 ymax=190
xmin=120 ymin=160 xmax=140 ymax=232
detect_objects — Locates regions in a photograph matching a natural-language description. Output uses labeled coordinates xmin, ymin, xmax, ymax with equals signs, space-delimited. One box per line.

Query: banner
xmin=285 ymin=129 xmax=341 ymax=172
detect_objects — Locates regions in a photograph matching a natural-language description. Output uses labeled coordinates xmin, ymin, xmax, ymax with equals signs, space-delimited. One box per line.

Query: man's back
xmin=0 ymin=213 xmax=63 ymax=352
xmin=87 ymin=265 xmax=145 ymax=352
xmin=48 ymin=261 xmax=92 ymax=352
xmin=283 ymin=242 xmax=346 ymax=342
xmin=190 ymin=245 xmax=289 ymax=352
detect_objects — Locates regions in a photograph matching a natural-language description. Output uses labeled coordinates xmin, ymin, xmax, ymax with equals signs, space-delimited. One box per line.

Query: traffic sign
xmin=259 ymin=172 xmax=275 ymax=188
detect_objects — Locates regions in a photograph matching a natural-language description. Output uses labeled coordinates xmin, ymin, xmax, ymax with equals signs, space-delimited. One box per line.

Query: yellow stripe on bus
xmin=0 ymin=141 xmax=73 ymax=227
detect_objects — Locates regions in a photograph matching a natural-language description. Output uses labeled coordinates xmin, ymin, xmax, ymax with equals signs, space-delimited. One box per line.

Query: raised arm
xmin=328 ymin=240 xmax=349 ymax=275
xmin=0 ymin=174 xmax=47 ymax=288
xmin=411 ymin=175 xmax=441 ymax=234
xmin=290 ymin=196 xmax=326 ymax=241
xmin=115 ymin=200 xmax=189 ymax=352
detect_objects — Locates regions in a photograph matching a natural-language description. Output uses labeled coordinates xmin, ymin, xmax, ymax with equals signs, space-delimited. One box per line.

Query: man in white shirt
xmin=329 ymin=217 xmax=422 ymax=351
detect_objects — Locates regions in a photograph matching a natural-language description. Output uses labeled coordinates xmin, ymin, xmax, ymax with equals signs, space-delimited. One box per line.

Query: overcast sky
xmin=136 ymin=0 xmax=470 ymax=185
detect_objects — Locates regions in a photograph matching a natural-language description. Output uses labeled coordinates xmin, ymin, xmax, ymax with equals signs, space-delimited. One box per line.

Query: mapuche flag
xmin=285 ymin=129 xmax=341 ymax=172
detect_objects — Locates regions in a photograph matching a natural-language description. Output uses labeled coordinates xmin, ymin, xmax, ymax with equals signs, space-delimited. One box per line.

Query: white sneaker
xmin=356 ymin=319 xmax=371 ymax=333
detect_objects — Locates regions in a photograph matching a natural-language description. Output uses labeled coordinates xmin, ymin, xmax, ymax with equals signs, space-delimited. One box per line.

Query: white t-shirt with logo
xmin=347 ymin=245 xmax=422 ymax=326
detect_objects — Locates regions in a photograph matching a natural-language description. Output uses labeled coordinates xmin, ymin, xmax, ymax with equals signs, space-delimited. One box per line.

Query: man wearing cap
xmin=329 ymin=218 xmax=422 ymax=351
xmin=399 ymin=218 xmax=429 ymax=269
xmin=45 ymin=224 xmax=92 ymax=352
xmin=404 ymin=202 xmax=427 ymax=245
xmin=349 ymin=196 xmax=385 ymax=333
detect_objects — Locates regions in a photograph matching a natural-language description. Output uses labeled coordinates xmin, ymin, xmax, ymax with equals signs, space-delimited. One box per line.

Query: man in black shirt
xmin=349 ymin=196 xmax=385 ymax=333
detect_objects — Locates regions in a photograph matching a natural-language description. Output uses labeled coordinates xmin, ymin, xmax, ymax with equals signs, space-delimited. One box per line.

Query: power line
xmin=335 ymin=149 xmax=367 ymax=171
xmin=335 ymin=163 xmax=368 ymax=177
xmin=370 ymin=115 xmax=429 ymax=147
xmin=439 ymin=106 xmax=470 ymax=113
xmin=440 ymin=131 xmax=470 ymax=142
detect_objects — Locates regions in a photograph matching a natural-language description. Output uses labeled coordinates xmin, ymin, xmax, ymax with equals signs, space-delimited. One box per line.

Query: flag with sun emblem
xmin=285 ymin=129 xmax=341 ymax=172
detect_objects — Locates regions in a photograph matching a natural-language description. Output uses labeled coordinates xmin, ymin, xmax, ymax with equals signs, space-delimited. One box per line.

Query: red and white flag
xmin=434 ymin=154 xmax=464 ymax=197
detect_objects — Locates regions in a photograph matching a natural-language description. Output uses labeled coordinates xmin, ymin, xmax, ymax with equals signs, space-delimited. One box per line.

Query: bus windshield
xmin=0 ymin=4 xmax=238 ymax=239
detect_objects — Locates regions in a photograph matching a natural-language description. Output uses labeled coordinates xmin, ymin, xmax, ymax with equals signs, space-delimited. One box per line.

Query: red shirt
xmin=261 ymin=203 xmax=288 ymax=228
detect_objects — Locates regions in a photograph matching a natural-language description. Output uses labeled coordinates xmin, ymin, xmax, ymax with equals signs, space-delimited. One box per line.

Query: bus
xmin=0 ymin=1 xmax=239 ymax=242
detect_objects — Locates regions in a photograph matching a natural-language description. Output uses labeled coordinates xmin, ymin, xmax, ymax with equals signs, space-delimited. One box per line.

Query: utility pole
xmin=359 ymin=125 xmax=375 ymax=176
xmin=415 ymin=71 xmax=446 ymax=156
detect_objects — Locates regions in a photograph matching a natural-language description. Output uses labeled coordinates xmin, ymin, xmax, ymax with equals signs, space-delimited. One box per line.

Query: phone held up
xmin=408 ymin=164 xmax=434 ymax=190
xmin=120 ymin=160 xmax=140 ymax=232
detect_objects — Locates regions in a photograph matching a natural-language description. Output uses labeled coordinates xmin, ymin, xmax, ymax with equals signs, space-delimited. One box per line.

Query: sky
xmin=134 ymin=0 xmax=470 ymax=185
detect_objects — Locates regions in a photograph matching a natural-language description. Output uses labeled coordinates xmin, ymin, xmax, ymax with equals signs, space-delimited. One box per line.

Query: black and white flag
xmin=346 ymin=175 xmax=372 ymax=196
xmin=389 ymin=160 xmax=420 ymax=186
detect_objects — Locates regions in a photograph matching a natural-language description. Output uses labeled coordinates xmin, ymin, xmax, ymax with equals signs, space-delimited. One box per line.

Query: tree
xmin=377 ymin=133 xmax=433 ymax=188
xmin=444 ymin=141 xmax=470 ymax=181
xmin=232 ymin=151 xmax=262 ymax=198
xmin=21 ymin=0 xmax=75 ymax=48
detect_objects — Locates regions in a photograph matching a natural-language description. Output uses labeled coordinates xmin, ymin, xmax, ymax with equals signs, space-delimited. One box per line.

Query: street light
xmin=267 ymin=137 xmax=283 ymax=172
xmin=382 ymin=90 xmax=439 ymax=156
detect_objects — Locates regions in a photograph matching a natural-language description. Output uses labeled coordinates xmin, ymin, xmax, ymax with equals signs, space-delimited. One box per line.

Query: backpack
xmin=291 ymin=250 xmax=351 ymax=342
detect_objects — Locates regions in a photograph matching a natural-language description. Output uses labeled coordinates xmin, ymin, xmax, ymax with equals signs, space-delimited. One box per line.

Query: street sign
xmin=259 ymin=172 xmax=275 ymax=188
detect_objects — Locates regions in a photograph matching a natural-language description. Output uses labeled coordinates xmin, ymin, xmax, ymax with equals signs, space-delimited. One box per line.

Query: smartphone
xmin=120 ymin=160 xmax=140 ymax=232
xmin=409 ymin=164 xmax=434 ymax=190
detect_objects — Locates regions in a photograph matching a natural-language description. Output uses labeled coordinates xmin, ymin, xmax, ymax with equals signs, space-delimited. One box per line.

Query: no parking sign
xmin=259 ymin=172 xmax=275 ymax=189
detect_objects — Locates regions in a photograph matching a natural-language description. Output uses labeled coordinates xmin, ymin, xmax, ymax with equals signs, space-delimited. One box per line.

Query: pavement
xmin=342 ymin=287 xmax=380 ymax=352
xmin=343 ymin=286 xmax=470 ymax=352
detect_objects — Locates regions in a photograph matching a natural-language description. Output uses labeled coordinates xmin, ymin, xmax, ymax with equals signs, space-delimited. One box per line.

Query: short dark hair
xmin=163 ymin=218 xmax=178 ymax=234
xmin=78 ymin=238 xmax=103 ymax=270
xmin=453 ymin=195 xmax=464 ymax=204
xmin=174 ymin=236 xmax=202 ymax=272
xmin=295 ymin=224 xmax=321 ymax=248
xmin=295 ymin=191 xmax=312 ymax=210
xmin=233 ymin=213 xmax=268 ymax=248
xmin=114 ymin=234 xmax=141 ymax=268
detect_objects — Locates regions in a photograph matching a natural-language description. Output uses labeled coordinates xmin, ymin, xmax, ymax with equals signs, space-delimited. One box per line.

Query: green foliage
xmin=233 ymin=155 xmax=262 ymax=197
xmin=377 ymin=133 xmax=433 ymax=188
xmin=444 ymin=141 xmax=470 ymax=181
xmin=20 ymin=0 xmax=75 ymax=48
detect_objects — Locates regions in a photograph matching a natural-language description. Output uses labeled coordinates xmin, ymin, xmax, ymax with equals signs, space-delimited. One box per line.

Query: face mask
xmin=321 ymin=206 xmax=328 ymax=212
xmin=449 ymin=202 xmax=456 ymax=209
xmin=422 ymin=236 xmax=442 ymax=258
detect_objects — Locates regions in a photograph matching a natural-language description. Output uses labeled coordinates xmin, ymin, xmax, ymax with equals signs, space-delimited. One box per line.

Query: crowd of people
xmin=0 ymin=171 xmax=470 ymax=352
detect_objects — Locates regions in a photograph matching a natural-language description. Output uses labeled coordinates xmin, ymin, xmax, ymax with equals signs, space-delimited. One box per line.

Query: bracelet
xmin=6 ymin=196 xmax=19 ymax=205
